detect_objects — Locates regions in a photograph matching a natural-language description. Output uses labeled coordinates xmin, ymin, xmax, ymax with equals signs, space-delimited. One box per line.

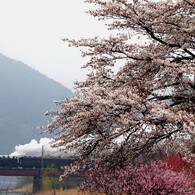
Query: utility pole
xmin=41 ymin=145 xmax=44 ymax=172
xmin=40 ymin=145 xmax=44 ymax=191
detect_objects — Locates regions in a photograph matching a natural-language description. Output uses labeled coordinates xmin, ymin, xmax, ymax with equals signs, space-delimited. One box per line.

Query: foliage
xmin=42 ymin=176 xmax=60 ymax=192
xmin=81 ymin=161 xmax=195 ymax=195
xmin=46 ymin=0 xmax=195 ymax=176
xmin=42 ymin=165 xmax=62 ymax=193
xmin=42 ymin=165 xmax=84 ymax=191
xmin=43 ymin=176 xmax=84 ymax=191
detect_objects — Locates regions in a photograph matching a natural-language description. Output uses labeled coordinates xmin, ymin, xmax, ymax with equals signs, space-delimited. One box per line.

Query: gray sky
xmin=0 ymin=0 xmax=108 ymax=90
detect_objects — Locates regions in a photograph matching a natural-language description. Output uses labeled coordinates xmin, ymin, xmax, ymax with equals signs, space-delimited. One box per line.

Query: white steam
xmin=9 ymin=138 xmax=66 ymax=157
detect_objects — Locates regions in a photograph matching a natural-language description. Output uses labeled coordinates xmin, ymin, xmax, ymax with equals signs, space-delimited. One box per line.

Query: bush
xmin=81 ymin=161 xmax=195 ymax=195
xmin=164 ymin=155 xmax=195 ymax=176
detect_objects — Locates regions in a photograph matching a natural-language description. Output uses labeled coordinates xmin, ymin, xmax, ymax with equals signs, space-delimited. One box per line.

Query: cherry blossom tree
xmin=46 ymin=0 xmax=195 ymax=176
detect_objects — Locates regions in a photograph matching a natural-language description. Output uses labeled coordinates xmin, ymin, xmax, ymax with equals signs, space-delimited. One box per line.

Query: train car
xmin=18 ymin=156 xmax=42 ymax=168
xmin=0 ymin=156 xmax=75 ymax=169
xmin=43 ymin=158 xmax=75 ymax=168
xmin=18 ymin=157 xmax=75 ymax=169
xmin=0 ymin=156 xmax=18 ymax=168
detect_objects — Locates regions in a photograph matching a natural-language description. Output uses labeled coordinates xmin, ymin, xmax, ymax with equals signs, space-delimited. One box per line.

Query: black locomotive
xmin=0 ymin=156 xmax=74 ymax=169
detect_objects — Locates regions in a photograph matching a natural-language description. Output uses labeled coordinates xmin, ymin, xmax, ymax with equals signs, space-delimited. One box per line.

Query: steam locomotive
xmin=0 ymin=156 xmax=75 ymax=169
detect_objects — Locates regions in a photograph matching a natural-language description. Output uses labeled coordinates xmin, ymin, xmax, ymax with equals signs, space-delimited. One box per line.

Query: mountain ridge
xmin=0 ymin=53 xmax=73 ymax=154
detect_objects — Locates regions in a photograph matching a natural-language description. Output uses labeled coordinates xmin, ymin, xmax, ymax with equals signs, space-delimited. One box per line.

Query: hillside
xmin=0 ymin=54 xmax=73 ymax=154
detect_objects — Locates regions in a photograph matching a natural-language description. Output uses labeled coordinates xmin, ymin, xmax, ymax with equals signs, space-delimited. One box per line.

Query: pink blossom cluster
xmin=81 ymin=161 xmax=195 ymax=195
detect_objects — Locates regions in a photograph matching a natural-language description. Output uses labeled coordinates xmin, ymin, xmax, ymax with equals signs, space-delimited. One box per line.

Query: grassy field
xmin=35 ymin=189 xmax=98 ymax=195
xmin=10 ymin=183 xmax=102 ymax=195
xmin=10 ymin=184 xmax=91 ymax=195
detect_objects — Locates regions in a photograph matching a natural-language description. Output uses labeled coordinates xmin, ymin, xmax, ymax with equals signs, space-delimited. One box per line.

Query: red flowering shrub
xmin=81 ymin=161 xmax=195 ymax=195
xmin=165 ymin=155 xmax=190 ymax=173
xmin=164 ymin=155 xmax=195 ymax=181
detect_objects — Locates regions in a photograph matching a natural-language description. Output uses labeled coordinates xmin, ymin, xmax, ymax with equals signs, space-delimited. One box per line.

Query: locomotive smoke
xmin=9 ymin=138 xmax=66 ymax=157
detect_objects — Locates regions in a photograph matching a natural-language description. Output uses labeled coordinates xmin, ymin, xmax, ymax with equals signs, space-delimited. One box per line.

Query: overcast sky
xmin=0 ymin=0 xmax=108 ymax=90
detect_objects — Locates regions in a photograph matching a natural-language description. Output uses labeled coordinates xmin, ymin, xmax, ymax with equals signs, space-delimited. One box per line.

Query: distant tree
xmin=42 ymin=165 xmax=84 ymax=193
xmin=81 ymin=161 xmax=195 ymax=195
xmin=42 ymin=165 xmax=60 ymax=195
xmin=46 ymin=0 xmax=195 ymax=176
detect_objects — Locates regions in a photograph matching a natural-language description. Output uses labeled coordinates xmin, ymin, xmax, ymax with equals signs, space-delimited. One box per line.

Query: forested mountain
xmin=0 ymin=54 xmax=73 ymax=154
